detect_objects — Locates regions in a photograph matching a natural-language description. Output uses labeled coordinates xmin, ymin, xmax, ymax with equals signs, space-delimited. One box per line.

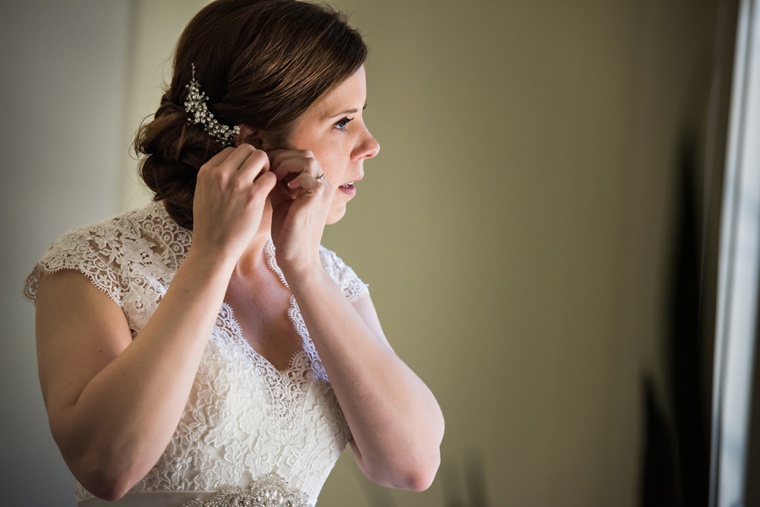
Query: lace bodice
xmin=25 ymin=202 xmax=369 ymax=506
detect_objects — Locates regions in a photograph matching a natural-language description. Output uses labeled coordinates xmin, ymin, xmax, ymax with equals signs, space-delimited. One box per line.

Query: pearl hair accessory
xmin=184 ymin=64 xmax=240 ymax=146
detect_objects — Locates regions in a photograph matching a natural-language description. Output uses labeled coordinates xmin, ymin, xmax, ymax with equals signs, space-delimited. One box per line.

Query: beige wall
xmin=323 ymin=2 xmax=718 ymax=505
xmin=118 ymin=0 xmax=720 ymax=505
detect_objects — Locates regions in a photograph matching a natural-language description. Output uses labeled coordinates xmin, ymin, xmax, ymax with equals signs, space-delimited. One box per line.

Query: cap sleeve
xmin=319 ymin=246 xmax=369 ymax=302
xmin=24 ymin=223 xmax=128 ymax=306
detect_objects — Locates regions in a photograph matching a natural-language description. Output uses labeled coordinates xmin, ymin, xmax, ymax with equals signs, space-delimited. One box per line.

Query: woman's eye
xmin=335 ymin=117 xmax=354 ymax=131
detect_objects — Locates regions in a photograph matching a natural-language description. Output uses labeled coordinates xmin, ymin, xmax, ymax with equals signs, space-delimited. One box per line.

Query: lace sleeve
xmin=318 ymin=246 xmax=369 ymax=302
xmin=23 ymin=224 xmax=127 ymax=306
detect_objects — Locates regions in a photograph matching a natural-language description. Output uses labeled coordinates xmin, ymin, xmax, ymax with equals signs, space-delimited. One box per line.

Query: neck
xmin=234 ymin=202 xmax=274 ymax=276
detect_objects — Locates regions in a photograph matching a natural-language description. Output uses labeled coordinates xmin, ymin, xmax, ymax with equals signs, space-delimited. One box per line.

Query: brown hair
xmin=134 ymin=0 xmax=367 ymax=228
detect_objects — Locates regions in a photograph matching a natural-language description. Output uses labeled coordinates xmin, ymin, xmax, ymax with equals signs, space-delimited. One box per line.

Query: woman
xmin=24 ymin=1 xmax=444 ymax=505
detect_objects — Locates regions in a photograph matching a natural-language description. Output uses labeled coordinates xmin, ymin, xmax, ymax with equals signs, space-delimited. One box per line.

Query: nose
xmin=354 ymin=126 xmax=380 ymax=161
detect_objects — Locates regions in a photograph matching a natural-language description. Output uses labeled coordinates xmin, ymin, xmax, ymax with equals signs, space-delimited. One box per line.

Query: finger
xmin=269 ymin=150 xmax=320 ymax=181
xmin=204 ymin=144 xmax=255 ymax=170
xmin=278 ymin=160 xmax=324 ymax=191
xmin=201 ymin=147 xmax=235 ymax=168
xmin=286 ymin=171 xmax=327 ymax=197
xmin=273 ymin=160 xmax=309 ymax=193
xmin=251 ymin=170 xmax=277 ymax=195
xmin=267 ymin=148 xmax=312 ymax=166
xmin=233 ymin=147 xmax=270 ymax=183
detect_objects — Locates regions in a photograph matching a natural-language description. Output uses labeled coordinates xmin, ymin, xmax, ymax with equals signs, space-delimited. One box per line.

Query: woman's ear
xmin=236 ymin=124 xmax=265 ymax=149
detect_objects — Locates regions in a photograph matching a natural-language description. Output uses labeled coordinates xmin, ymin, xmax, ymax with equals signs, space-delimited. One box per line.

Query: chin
xmin=325 ymin=206 xmax=346 ymax=225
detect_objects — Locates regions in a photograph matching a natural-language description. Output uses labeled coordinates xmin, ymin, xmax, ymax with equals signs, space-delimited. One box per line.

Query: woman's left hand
xmin=267 ymin=149 xmax=333 ymax=276
xmin=266 ymin=150 xmax=444 ymax=493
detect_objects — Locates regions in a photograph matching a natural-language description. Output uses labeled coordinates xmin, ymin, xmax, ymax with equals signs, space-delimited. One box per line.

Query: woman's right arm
xmin=36 ymin=251 xmax=233 ymax=500
xmin=34 ymin=145 xmax=275 ymax=500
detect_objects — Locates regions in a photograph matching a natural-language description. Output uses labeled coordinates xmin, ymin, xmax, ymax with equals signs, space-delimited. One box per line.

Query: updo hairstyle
xmin=134 ymin=0 xmax=367 ymax=229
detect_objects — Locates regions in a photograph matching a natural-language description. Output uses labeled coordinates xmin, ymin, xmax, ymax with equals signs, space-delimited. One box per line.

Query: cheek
xmin=291 ymin=134 xmax=348 ymax=181
xmin=316 ymin=152 xmax=344 ymax=181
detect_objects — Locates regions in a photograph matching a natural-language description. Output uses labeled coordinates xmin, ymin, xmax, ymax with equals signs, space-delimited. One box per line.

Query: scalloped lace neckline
xmin=221 ymin=300 xmax=308 ymax=375
xmin=220 ymin=239 xmax=308 ymax=376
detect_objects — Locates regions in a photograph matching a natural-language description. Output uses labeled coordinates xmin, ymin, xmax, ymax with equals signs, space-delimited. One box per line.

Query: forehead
xmin=310 ymin=66 xmax=367 ymax=116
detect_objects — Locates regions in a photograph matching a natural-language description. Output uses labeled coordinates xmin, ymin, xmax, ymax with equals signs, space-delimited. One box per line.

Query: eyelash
xmin=335 ymin=117 xmax=354 ymax=131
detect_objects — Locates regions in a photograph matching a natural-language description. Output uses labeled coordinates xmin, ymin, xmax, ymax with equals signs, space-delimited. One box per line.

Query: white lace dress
xmin=24 ymin=202 xmax=368 ymax=507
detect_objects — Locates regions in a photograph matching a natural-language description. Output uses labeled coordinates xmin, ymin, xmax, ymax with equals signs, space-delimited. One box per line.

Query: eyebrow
xmin=323 ymin=104 xmax=368 ymax=119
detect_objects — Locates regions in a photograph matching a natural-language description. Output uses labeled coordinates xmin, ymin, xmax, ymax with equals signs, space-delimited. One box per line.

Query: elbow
xmin=79 ymin=474 xmax=133 ymax=502
xmin=360 ymin=417 xmax=445 ymax=491
xmin=399 ymin=454 xmax=440 ymax=492
xmin=363 ymin=446 xmax=442 ymax=492
xmin=69 ymin=451 xmax=140 ymax=501
xmin=49 ymin=413 xmax=149 ymax=500
xmin=387 ymin=452 xmax=441 ymax=492
xmin=403 ymin=419 xmax=444 ymax=491
xmin=56 ymin=439 xmax=141 ymax=501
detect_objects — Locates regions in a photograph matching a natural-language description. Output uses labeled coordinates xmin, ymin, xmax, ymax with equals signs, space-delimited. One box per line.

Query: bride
xmin=25 ymin=1 xmax=444 ymax=505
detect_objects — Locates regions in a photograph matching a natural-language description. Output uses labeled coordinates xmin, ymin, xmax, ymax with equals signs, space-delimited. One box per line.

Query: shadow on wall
xmin=356 ymin=453 xmax=490 ymax=507
xmin=641 ymin=133 xmax=711 ymax=507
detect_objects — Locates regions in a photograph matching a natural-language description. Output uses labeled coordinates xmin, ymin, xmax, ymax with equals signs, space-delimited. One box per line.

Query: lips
xmin=338 ymin=178 xmax=360 ymax=197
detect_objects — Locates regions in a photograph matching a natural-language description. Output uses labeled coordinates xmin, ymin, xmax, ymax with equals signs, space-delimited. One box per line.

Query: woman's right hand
xmin=191 ymin=145 xmax=277 ymax=262
xmin=35 ymin=145 xmax=277 ymax=500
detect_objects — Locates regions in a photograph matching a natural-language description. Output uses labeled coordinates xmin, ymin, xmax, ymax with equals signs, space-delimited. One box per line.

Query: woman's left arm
xmin=286 ymin=267 xmax=444 ymax=492
xmin=267 ymin=149 xmax=443 ymax=490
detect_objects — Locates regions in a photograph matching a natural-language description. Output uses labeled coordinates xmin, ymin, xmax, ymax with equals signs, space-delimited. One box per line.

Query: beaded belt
xmin=180 ymin=473 xmax=308 ymax=507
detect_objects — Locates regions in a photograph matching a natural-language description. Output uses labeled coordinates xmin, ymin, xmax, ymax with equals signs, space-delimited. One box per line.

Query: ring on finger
xmin=315 ymin=173 xmax=326 ymax=182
